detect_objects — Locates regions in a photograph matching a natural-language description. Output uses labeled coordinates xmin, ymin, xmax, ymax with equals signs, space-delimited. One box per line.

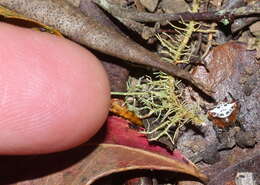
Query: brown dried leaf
xmin=76 ymin=144 xmax=208 ymax=184
xmin=0 ymin=5 xmax=62 ymax=36
xmin=192 ymin=41 xmax=258 ymax=99
xmin=192 ymin=42 xmax=240 ymax=92
xmin=0 ymin=143 xmax=208 ymax=185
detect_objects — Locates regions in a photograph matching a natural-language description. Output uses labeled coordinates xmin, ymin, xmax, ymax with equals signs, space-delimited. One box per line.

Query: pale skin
xmin=0 ymin=23 xmax=110 ymax=155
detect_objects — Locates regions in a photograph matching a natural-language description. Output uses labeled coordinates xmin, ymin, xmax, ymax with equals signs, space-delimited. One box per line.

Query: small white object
xmin=208 ymin=102 xmax=236 ymax=118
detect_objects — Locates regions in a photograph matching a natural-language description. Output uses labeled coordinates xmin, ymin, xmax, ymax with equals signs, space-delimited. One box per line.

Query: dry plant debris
xmin=0 ymin=0 xmax=259 ymax=184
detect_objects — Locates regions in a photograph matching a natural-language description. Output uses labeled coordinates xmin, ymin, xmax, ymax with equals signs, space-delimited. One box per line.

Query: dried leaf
xmin=76 ymin=144 xmax=208 ymax=184
xmin=0 ymin=5 xmax=62 ymax=36
xmin=0 ymin=144 xmax=207 ymax=185
xmin=192 ymin=41 xmax=258 ymax=97
xmin=90 ymin=116 xmax=208 ymax=182
xmin=0 ymin=117 xmax=208 ymax=184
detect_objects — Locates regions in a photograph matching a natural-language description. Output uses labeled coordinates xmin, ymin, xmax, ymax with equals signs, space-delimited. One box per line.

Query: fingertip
xmin=0 ymin=23 xmax=110 ymax=154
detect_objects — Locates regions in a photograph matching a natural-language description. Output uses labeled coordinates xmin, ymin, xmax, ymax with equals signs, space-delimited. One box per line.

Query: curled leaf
xmin=0 ymin=144 xmax=208 ymax=185
xmin=87 ymin=116 xmax=208 ymax=183
xmin=79 ymin=143 xmax=208 ymax=184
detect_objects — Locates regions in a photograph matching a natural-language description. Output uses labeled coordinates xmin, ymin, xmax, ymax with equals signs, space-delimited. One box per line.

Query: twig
xmin=201 ymin=0 xmax=222 ymax=61
xmin=93 ymin=0 xmax=260 ymax=23
xmin=116 ymin=17 xmax=157 ymax=40
xmin=231 ymin=17 xmax=260 ymax=33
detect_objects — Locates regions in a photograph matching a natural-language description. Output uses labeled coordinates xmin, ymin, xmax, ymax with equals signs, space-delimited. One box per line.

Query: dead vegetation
xmin=0 ymin=0 xmax=259 ymax=184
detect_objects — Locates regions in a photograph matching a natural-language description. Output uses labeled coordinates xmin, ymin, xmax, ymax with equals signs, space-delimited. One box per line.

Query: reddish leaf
xmin=100 ymin=116 xmax=188 ymax=163
xmin=87 ymin=116 xmax=208 ymax=183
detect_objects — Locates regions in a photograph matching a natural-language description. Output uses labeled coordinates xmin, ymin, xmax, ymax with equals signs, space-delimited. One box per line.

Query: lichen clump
xmin=156 ymin=0 xmax=200 ymax=64
xmin=113 ymin=0 xmax=207 ymax=146
xmin=124 ymin=72 xmax=204 ymax=146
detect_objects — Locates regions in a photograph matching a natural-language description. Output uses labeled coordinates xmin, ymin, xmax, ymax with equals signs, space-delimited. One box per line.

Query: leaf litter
xmin=0 ymin=0 xmax=259 ymax=184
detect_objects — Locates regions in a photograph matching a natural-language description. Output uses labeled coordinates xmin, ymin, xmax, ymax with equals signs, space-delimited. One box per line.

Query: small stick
xmin=93 ymin=0 xmax=260 ymax=23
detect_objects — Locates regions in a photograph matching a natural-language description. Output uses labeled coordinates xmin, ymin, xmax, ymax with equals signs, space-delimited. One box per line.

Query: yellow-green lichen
xmin=156 ymin=0 xmax=200 ymax=64
xmin=111 ymin=0 xmax=207 ymax=147
xmin=122 ymin=72 xmax=205 ymax=146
